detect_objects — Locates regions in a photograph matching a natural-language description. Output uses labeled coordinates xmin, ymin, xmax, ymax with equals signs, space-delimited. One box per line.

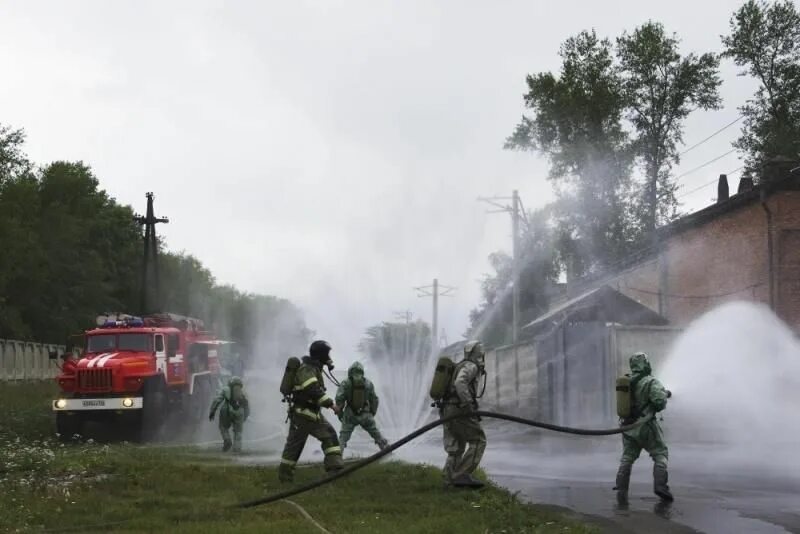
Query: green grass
xmin=0 ymin=380 xmax=598 ymax=533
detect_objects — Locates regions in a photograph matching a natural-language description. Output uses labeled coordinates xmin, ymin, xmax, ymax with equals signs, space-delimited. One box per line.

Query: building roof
xmin=657 ymin=171 xmax=800 ymax=240
xmin=522 ymin=284 xmax=668 ymax=332
xmin=566 ymin=169 xmax=800 ymax=296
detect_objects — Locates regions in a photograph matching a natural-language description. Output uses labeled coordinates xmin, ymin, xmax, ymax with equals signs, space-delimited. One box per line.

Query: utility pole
xmin=478 ymin=190 xmax=525 ymax=344
xmin=134 ymin=192 xmax=169 ymax=315
xmin=393 ymin=310 xmax=413 ymax=361
xmin=414 ymin=279 xmax=455 ymax=357
xmin=439 ymin=328 xmax=448 ymax=348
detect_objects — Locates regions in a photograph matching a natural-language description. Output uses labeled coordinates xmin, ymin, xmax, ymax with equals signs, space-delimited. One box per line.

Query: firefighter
xmin=278 ymin=340 xmax=343 ymax=483
xmin=614 ymin=352 xmax=673 ymax=504
xmin=209 ymin=376 xmax=250 ymax=453
xmin=335 ymin=362 xmax=388 ymax=451
xmin=59 ymin=351 xmax=78 ymax=374
xmin=441 ymin=340 xmax=487 ymax=488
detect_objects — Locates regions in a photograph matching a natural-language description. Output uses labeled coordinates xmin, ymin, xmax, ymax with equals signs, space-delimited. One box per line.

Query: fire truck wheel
xmin=139 ymin=379 xmax=166 ymax=442
xmin=56 ymin=412 xmax=83 ymax=442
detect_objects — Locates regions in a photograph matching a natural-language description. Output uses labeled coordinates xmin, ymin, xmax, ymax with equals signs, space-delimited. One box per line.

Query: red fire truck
xmin=52 ymin=312 xmax=227 ymax=441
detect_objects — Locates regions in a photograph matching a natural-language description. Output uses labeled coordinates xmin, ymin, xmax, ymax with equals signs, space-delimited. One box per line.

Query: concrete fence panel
xmin=0 ymin=339 xmax=65 ymax=380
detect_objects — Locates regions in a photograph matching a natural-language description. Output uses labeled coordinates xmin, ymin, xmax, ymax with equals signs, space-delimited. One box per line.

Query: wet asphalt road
xmin=400 ymin=429 xmax=800 ymax=534
xmin=232 ymin=422 xmax=800 ymax=534
xmin=484 ymin=442 xmax=800 ymax=534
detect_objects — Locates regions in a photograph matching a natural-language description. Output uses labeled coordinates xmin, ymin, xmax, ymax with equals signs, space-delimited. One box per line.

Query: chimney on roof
xmin=738 ymin=174 xmax=755 ymax=194
xmin=717 ymin=174 xmax=729 ymax=203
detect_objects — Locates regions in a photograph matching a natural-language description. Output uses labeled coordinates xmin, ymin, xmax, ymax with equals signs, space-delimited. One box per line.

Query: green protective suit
xmin=615 ymin=352 xmax=673 ymax=503
xmin=278 ymin=356 xmax=343 ymax=482
xmin=335 ymin=362 xmax=388 ymax=450
xmin=208 ymin=377 xmax=250 ymax=453
xmin=440 ymin=341 xmax=487 ymax=486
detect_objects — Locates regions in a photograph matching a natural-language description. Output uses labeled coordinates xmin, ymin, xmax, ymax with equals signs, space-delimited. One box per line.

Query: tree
xmin=506 ymin=30 xmax=637 ymax=274
xmin=467 ymin=206 xmax=561 ymax=347
xmin=617 ymin=22 xmax=722 ymax=231
xmin=0 ymin=174 xmax=44 ymax=339
xmin=34 ymin=161 xmax=142 ymax=342
xmin=358 ymin=320 xmax=432 ymax=362
xmin=722 ymin=0 xmax=800 ymax=176
xmin=0 ymin=124 xmax=30 ymax=185
xmin=0 ymin=122 xmax=311 ymax=351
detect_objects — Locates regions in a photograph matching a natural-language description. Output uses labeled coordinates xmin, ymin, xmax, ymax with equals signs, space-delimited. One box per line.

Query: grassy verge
xmin=0 ymin=380 xmax=597 ymax=533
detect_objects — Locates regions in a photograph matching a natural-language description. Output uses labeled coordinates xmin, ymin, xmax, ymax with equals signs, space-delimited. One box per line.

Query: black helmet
xmin=309 ymin=340 xmax=332 ymax=362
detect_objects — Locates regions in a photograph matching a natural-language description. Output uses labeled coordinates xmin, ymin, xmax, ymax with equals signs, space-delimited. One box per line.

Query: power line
xmin=567 ymin=163 xmax=745 ymax=285
xmin=674 ymin=149 xmax=738 ymax=181
xmin=678 ymin=115 xmax=744 ymax=157
xmin=676 ymin=165 xmax=744 ymax=199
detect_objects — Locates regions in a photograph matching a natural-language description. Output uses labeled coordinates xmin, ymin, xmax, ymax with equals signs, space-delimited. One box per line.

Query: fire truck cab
xmin=53 ymin=313 xmax=224 ymax=441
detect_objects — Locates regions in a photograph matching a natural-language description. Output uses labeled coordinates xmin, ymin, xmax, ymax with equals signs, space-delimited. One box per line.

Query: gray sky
xmin=0 ymin=0 xmax=754 ymax=359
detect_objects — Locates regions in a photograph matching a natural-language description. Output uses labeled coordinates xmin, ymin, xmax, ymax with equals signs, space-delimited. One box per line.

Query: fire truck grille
xmin=77 ymin=369 xmax=113 ymax=392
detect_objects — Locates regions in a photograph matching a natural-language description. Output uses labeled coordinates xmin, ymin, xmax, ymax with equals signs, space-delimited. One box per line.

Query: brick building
xmin=464 ymin=166 xmax=800 ymax=427
xmin=546 ymin=166 xmax=800 ymax=331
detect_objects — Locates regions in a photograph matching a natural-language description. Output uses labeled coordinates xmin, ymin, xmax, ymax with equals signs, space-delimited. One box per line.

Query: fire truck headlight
xmin=55 ymin=399 xmax=67 ymax=409
xmin=122 ymin=398 xmax=134 ymax=408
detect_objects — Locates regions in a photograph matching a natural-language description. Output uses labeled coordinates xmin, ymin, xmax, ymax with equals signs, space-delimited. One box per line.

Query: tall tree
xmin=617 ymin=22 xmax=722 ymax=231
xmin=506 ymin=30 xmax=636 ymax=274
xmin=35 ymin=162 xmax=142 ymax=341
xmin=722 ymin=0 xmax=800 ymax=176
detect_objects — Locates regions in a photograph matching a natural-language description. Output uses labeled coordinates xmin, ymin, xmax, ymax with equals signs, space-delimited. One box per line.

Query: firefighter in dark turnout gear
xmin=278 ymin=340 xmax=343 ymax=483
xmin=441 ymin=340 xmax=487 ymax=488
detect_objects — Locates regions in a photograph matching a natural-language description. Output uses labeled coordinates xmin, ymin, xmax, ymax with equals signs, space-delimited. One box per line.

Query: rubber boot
xmin=278 ymin=463 xmax=294 ymax=483
xmin=653 ymin=465 xmax=674 ymax=502
xmin=614 ymin=463 xmax=632 ymax=505
xmin=377 ymin=439 xmax=389 ymax=451
xmin=222 ymin=439 xmax=232 ymax=452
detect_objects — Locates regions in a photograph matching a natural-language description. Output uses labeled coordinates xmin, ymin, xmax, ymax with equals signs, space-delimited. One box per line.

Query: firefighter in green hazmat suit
xmin=278 ymin=340 xmax=344 ymax=483
xmin=208 ymin=376 xmax=250 ymax=453
xmin=440 ymin=340 xmax=487 ymax=488
xmin=335 ymin=362 xmax=389 ymax=451
xmin=614 ymin=352 xmax=673 ymax=504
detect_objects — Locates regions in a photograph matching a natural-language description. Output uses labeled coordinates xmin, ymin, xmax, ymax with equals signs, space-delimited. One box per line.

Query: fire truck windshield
xmin=87 ymin=333 xmax=152 ymax=353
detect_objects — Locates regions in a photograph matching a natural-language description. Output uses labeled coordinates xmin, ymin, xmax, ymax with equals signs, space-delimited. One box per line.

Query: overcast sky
xmin=0 ymin=0 xmax=755 ymax=359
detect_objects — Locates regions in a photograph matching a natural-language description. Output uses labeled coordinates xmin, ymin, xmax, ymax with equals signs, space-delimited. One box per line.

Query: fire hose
xmin=41 ymin=410 xmax=652 ymax=532
xmin=237 ymin=410 xmax=653 ymax=508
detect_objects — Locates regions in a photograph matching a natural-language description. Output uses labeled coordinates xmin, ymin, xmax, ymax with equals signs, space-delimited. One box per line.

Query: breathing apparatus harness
xmin=279 ymin=349 xmax=339 ymax=422
xmin=430 ymin=344 xmax=487 ymax=410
